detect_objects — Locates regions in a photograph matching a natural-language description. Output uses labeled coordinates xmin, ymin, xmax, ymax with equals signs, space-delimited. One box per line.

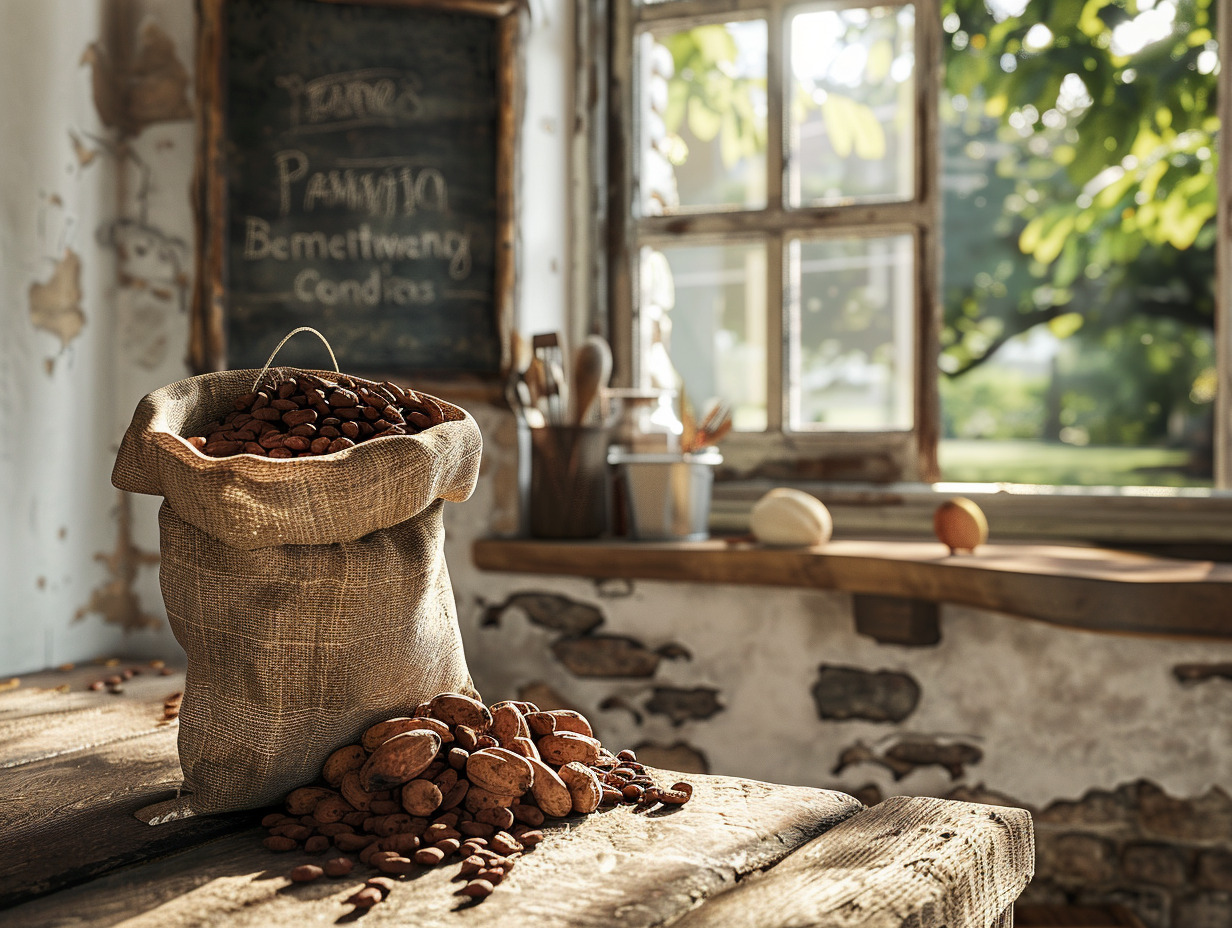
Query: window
xmin=613 ymin=0 xmax=941 ymax=483
xmin=609 ymin=0 xmax=1232 ymax=501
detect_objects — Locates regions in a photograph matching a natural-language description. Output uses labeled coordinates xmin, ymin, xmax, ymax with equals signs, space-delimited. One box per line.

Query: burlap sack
xmin=112 ymin=368 xmax=482 ymax=820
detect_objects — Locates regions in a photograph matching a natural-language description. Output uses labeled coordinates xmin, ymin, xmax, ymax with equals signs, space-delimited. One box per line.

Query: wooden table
xmin=0 ymin=664 xmax=1035 ymax=927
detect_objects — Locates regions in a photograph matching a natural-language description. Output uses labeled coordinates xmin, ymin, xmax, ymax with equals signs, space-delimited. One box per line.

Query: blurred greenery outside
xmin=652 ymin=0 xmax=1218 ymax=487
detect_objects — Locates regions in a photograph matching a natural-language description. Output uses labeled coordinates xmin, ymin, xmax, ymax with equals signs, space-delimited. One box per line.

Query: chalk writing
xmin=276 ymin=69 xmax=422 ymax=132
xmin=293 ymin=268 xmax=435 ymax=307
xmin=244 ymin=217 xmax=472 ymax=280
xmin=273 ymin=151 xmax=448 ymax=219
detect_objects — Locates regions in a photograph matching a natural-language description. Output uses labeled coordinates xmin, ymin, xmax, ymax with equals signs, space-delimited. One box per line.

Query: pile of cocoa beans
xmin=261 ymin=692 xmax=693 ymax=909
xmin=186 ymin=372 xmax=446 ymax=458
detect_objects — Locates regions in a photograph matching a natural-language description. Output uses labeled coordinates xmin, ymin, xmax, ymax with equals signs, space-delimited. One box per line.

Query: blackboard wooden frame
xmin=189 ymin=0 xmax=521 ymax=390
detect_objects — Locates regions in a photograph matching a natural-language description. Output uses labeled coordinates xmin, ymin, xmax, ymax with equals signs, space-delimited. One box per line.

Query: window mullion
xmin=767 ymin=234 xmax=785 ymax=431
xmin=766 ymin=1 xmax=785 ymax=431
xmin=610 ymin=0 xmax=637 ymax=389
xmin=914 ymin=0 xmax=941 ymax=482
xmin=1217 ymin=0 xmax=1232 ymax=489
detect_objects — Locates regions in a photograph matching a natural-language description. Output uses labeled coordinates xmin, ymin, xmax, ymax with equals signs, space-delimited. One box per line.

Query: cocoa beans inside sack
xmin=187 ymin=373 xmax=448 ymax=459
xmin=263 ymin=693 xmax=693 ymax=911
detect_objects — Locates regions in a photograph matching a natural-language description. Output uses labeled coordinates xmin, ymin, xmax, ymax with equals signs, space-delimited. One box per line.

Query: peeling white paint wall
xmin=1 ymin=0 xmax=211 ymax=670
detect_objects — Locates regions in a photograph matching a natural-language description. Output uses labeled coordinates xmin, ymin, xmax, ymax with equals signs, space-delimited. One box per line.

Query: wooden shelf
xmin=472 ymin=538 xmax=1232 ymax=640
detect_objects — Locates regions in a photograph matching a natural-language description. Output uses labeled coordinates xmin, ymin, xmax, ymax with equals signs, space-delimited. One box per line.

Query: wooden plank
xmin=6 ymin=774 xmax=862 ymax=928
xmin=669 ymin=796 xmax=1034 ymax=928
xmin=0 ymin=726 xmax=255 ymax=908
xmin=0 ymin=664 xmax=183 ymax=769
xmin=471 ymin=538 xmax=1232 ymax=639
xmin=0 ymin=665 xmax=255 ymax=908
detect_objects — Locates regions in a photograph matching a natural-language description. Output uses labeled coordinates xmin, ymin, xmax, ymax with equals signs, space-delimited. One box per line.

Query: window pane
xmin=789 ymin=235 xmax=914 ymax=430
xmin=939 ymin=0 xmax=1216 ymax=487
xmin=788 ymin=4 xmax=915 ymax=206
xmin=638 ymin=20 xmax=768 ymax=214
xmin=640 ymin=243 xmax=768 ymax=430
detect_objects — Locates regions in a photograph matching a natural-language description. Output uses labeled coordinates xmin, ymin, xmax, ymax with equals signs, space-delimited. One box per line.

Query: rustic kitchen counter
xmin=0 ymin=663 xmax=1034 ymax=927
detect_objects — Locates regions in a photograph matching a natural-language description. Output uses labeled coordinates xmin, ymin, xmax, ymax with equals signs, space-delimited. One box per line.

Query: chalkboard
xmin=191 ymin=0 xmax=518 ymax=380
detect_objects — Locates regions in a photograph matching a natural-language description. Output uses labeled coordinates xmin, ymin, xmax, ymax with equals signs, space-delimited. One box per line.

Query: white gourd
xmin=750 ymin=488 xmax=833 ymax=547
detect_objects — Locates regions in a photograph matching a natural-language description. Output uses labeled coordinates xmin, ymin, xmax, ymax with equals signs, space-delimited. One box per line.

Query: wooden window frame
xmin=590 ymin=0 xmax=1232 ymax=545
xmin=609 ymin=0 xmax=943 ymax=483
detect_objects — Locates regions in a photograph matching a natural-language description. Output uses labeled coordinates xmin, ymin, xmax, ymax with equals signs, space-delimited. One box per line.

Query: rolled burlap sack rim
xmin=112 ymin=367 xmax=483 ymax=550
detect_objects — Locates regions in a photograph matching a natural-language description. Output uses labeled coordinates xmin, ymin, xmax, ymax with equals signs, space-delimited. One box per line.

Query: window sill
xmin=471 ymin=536 xmax=1232 ymax=641
xmin=711 ymin=480 xmax=1232 ymax=547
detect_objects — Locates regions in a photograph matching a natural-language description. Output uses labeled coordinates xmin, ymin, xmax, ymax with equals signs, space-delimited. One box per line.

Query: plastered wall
xmin=1 ymin=4 xmax=1230 ymax=924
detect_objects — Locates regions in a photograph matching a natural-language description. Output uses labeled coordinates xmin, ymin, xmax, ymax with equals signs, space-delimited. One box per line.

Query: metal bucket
xmin=609 ymin=449 xmax=720 ymax=541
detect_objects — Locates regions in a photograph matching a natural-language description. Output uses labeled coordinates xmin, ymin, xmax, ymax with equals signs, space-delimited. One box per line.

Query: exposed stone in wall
xmin=1172 ymin=662 xmax=1232 ymax=684
xmin=1171 ymin=893 xmax=1232 ymax=928
xmin=552 ymin=635 xmax=662 ymax=678
xmin=632 ymin=741 xmax=710 ymax=774
xmin=835 ymin=737 xmax=982 ymax=780
xmin=482 ymin=592 xmax=604 ymax=636
xmin=643 ymin=686 xmax=723 ymax=726
xmin=1121 ymin=842 xmax=1189 ymax=888
xmin=811 ymin=664 xmax=920 ymax=722
xmin=1072 ymin=889 xmax=1170 ymax=928
xmin=945 ymin=780 xmax=1232 ymax=928
xmin=1137 ymin=782 xmax=1232 ymax=844
xmin=1195 ymin=850 xmax=1232 ymax=891
xmin=1037 ymin=833 xmax=1117 ymax=886
xmin=29 ymin=250 xmax=85 ymax=348
xmin=1034 ymin=783 xmax=1140 ymax=831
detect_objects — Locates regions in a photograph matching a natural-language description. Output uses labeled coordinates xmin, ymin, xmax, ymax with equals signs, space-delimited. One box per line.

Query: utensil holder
xmin=528 ymin=425 xmax=610 ymax=539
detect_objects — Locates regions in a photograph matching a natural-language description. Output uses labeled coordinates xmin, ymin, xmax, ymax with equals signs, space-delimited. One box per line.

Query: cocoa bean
xmin=323 ymin=857 xmax=354 ymax=877
xmin=203 ymin=439 xmax=243 ymax=456
xmin=402 ymin=779 xmax=444 ymax=817
xmin=327 ymin=437 xmax=355 ymax=454
xmin=360 ymin=729 xmax=441 ymax=791
xmin=290 ymin=864 xmax=323 ymax=881
xmin=347 ymin=886 xmax=382 ymax=908
xmin=285 ymin=786 xmax=337 ymax=816
xmin=466 ymin=748 xmax=533 ymax=797
xmin=458 ymin=878 xmax=494 ymax=898
xmin=281 ymin=408 xmax=317 ymax=427
xmin=328 ymin=388 xmax=359 ymax=408
xmin=322 ymin=744 xmax=367 ymax=787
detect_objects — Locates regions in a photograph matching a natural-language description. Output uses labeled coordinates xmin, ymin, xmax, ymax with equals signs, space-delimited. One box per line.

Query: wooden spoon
xmin=572 ymin=335 xmax=612 ymax=425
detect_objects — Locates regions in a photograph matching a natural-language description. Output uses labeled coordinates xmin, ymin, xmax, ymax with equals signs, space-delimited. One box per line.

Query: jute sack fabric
xmin=112 ymin=368 xmax=482 ymax=820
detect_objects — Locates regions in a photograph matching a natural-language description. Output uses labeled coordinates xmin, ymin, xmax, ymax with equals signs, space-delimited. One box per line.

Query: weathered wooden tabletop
xmin=0 ymin=664 xmax=1034 ymax=927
